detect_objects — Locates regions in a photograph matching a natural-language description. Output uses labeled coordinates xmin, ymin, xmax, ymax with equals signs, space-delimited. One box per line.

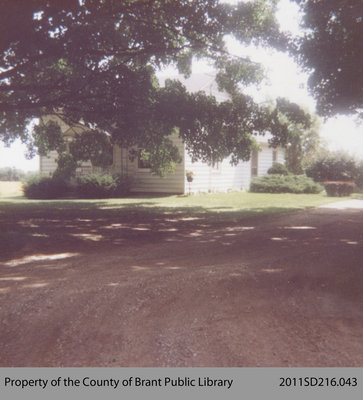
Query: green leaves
xmin=70 ymin=131 xmax=113 ymax=168
xmin=138 ymin=137 xmax=183 ymax=178
xmin=267 ymin=98 xmax=320 ymax=174
xmin=31 ymin=120 xmax=66 ymax=156
xmin=30 ymin=120 xmax=113 ymax=180
xmin=179 ymin=91 xmax=271 ymax=165
xmin=215 ymin=58 xmax=264 ymax=94
xmin=250 ymin=174 xmax=323 ymax=194
xmin=292 ymin=0 xmax=363 ymax=117
xmin=176 ymin=51 xmax=193 ymax=78
xmin=0 ymin=0 xmax=311 ymax=177
xmin=53 ymin=152 xmax=78 ymax=180
xmin=306 ymin=152 xmax=361 ymax=182
xmin=226 ymin=0 xmax=282 ymax=47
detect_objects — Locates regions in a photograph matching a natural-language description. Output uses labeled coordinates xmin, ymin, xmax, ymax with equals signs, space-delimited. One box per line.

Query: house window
xmin=272 ymin=150 xmax=278 ymax=163
xmin=137 ymin=149 xmax=151 ymax=170
xmin=251 ymin=150 xmax=258 ymax=177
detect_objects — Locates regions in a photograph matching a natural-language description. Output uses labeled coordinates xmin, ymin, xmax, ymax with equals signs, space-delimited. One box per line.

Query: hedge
xmin=23 ymin=172 xmax=132 ymax=199
xmin=267 ymin=162 xmax=289 ymax=175
xmin=22 ymin=174 xmax=70 ymax=199
xmin=76 ymin=173 xmax=132 ymax=198
xmin=323 ymin=181 xmax=355 ymax=197
xmin=250 ymin=174 xmax=323 ymax=194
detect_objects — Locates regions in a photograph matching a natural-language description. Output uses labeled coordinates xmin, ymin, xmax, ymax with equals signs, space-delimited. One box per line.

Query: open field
xmin=0 ymin=181 xmax=22 ymax=197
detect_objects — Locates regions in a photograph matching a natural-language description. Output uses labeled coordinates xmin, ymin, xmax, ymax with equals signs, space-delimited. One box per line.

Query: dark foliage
xmin=76 ymin=173 xmax=132 ymax=199
xmin=306 ymin=154 xmax=360 ymax=182
xmin=22 ymin=174 xmax=70 ymax=199
xmin=267 ymin=162 xmax=289 ymax=175
xmin=293 ymin=0 xmax=363 ymax=118
xmin=250 ymin=174 xmax=323 ymax=194
xmin=0 ymin=0 xmax=306 ymax=176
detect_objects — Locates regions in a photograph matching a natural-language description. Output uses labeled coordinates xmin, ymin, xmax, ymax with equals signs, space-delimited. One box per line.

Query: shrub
xmin=267 ymin=162 xmax=289 ymax=175
xmin=76 ymin=173 xmax=132 ymax=198
xmin=306 ymin=153 xmax=359 ymax=182
xmin=22 ymin=174 xmax=70 ymax=199
xmin=324 ymin=181 xmax=355 ymax=197
xmin=53 ymin=153 xmax=78 ymax=180
xmin=250 ymin=174 xmax=323 ymax=194
xmin=112 ymin=174 xmax=133 ymax=197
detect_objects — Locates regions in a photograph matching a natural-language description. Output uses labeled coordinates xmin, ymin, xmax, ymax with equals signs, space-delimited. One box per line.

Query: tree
xmin=285 ymin=112 xmax=322 ymax=174
xmin=0 ymin=0 xmax=306 ymax=177
xmin=262 ymin=97 xmax=316 ymax=174
xmin=306 ymin=151 xmax=361 ymax=182
xmin=292 ymin=0 xmax=363 ymax=118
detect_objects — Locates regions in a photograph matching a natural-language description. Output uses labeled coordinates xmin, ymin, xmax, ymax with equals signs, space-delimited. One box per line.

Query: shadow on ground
xmin=0 ymin=198 xmax=302 ymax=262
xmin=0 ymin=198 xmax=362 ymax=367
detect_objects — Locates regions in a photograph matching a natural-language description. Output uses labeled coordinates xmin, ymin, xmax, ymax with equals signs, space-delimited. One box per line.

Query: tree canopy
xmin=0 ymin=0 xmax=314 ymax=176
xmin=293 ymin=0 xmax=363 ymax=118
xmin=306 ymin=151 xmax=361 ymax=182
xmin=278 ymin=104 xmax=321 ymax=174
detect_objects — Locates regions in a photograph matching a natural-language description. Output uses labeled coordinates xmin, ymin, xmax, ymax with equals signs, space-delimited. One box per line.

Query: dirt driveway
xmin=0 ymin=200 xmax=362 ymax=367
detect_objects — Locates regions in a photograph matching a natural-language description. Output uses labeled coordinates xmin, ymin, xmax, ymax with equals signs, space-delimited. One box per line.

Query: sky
xmin=0 ymin=0 xmax=362 ymax=172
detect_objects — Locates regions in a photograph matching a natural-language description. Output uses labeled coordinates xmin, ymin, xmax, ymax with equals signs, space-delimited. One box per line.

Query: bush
xmin=112 ymin=174 xmax=133 ymax=197
xmin=267 ymin=162 xmax=289 ymax=175
xmin=324 ymin=181 xmax=355 ymax=197
xmin=76 ymin=173 xmax=132 ymax=198
xmin=250 ymin=174 xmax=323 ymax=194
xmin=22 ymin=174 xmax=70 ymax=199
xmin=306 ymin=154 xmax=359 ymax=182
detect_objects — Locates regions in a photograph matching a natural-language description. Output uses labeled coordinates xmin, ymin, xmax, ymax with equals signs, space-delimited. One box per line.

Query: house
xmin=39 ymin=112 xmax=102 ymax=178
xmin=39 ymin=74 xmax=285 ymax=194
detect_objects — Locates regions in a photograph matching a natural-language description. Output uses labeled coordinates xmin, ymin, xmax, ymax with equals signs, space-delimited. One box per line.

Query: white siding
xmin=184 ymin=153 xmax=251 ymax=194
xmin=39 ymin=151 xmax=58 ymax=175
xmin=39 ymin=151 xmax=95 ymax=176
xmin=75 ymin=160 xmax=94 ymax=176
xmin=259 ymin=144 xmax=275 ymax=176
xmin=277 ymin=148 xmax=285 ymax=164
xmin=184 ymin=145 xmax=285 ymax=194
xmin=113 ymin=135 xmax=185 ymax=194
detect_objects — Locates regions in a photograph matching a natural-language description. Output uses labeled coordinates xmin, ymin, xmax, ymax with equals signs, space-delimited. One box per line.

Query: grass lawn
xmin=0 ymin=182 xmax=352 ymax=260
xmin=95 ymin=191 xmax=346 ymax=221
xmin=0 ymin=179 xmax=349 ymax=223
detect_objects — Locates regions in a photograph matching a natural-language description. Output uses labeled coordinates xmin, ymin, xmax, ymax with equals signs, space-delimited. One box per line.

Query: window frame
xmin=251 ymin=150 xmax=258 ymax=177
xmin=137 ymin=149 xmax=151 ymax=171
xmin=272 ymin=149 xmax=278 ymax=163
